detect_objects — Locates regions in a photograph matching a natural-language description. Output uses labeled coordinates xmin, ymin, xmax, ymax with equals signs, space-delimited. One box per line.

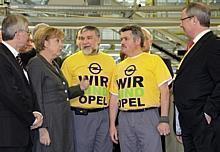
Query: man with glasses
xmin=19 ymin=23 xmax=49 ymax=68
xmin=0 ymin=14 xmax=43 ymax=152
xmin=173 ymin=2 xmax=220 ymax=152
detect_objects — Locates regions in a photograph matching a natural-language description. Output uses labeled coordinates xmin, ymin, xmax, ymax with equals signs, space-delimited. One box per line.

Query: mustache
xmin=82 ymin=46 xmax=91 ymax=49
xmin=121 ymin=44 xmax=126 ymax=48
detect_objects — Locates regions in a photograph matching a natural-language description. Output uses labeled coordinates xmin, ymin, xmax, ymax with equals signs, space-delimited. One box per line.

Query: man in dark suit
xmin=0 ymin=14 xmax=43 ymax=152
xmin=173 ymin=2 xmax=220 ymax=152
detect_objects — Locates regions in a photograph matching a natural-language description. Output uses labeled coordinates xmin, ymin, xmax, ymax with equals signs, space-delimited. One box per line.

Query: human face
xmin=45 ymin=37 xmax=64 ymax=59
xmin=120 ymin=30 xmax=139 ymax=57
xmin=180 ymin=9 xmax=195 ymax=38
xmin=19 ymin=34 xmax=35 ymax=52
xmin=76 ymin=30 xmax=82 ymax=50
xmin=143 ymin=38 xmax=152 ymax=52
xmin=17 ymin=25 xmax=30 ymax=50
xmin=80 ymin=30 xmax=100 ymax=55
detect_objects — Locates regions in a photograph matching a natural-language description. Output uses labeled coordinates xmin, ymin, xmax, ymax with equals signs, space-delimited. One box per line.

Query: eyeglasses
xmin=180 ymin=16 xmax=194 ymax=21
xmin=18 ymin=29 xmax=31 ymax=35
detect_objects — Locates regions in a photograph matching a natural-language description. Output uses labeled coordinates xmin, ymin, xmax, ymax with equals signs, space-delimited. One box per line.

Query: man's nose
xmin=82 ymin=38 xmax=89 ymax=43
xmin=60 ymin=43 xmax=64 ymax=49
xmin=180 ymin=21 xmax=183 ymax=28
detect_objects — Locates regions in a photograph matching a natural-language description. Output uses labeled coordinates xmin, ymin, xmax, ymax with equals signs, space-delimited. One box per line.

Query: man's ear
xmin=97 ymin=37 xmax=101 ymax=45
xmin=193 ymin=16 xmax=198 ymax=24
xmin=14 ymin=31 xmax=20 ymax=40
xmin=136 ymin=37 xmax=141 ymax=46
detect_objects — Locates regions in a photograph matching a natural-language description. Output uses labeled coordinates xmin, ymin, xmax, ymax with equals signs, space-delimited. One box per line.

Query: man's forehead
xmin=81 ymin=32 xmax=97 ymax=38
xmin=81 ymin=30 xmax=95 ymax=35
xmin=120 ymin=31 xmax=132 ymax=37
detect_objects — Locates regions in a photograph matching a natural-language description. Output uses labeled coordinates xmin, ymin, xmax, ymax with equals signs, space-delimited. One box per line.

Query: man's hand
xmin=31 ymin=112 xmax=43 ymax=129
xmin=176 ymin=135 xmax=183 ymax=143
xmin=39 ymin=128 xmax=51 ymax=146
xmin=80 ymin=77 xmax=89 ymax=91
xmin=157 ymin=122 xmax=170 ymax=136
xmin=109 ymin=125 xmax=119 ymax=144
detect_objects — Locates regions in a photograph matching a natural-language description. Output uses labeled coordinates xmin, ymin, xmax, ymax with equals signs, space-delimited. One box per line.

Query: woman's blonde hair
xmin=34 ymin=27 xmax=64 ymax=52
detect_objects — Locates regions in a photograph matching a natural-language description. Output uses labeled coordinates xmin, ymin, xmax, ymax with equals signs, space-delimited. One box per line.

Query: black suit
xmin=0 ymin=43 xmax=39 ymax=151
xmin=173 ymin=31 xmax=220 ymax=152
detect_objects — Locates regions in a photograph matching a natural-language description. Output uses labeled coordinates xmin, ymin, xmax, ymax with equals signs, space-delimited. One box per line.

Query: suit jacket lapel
xmin=38 ymin=54 xmax=67 ymax=83
xmin=0 ymin=43 xmax=30 ymax=85
xmin=177 ymin=31 xmax=214 ymax=77
xmin=52 ymin=60 xmax=68 ymax=83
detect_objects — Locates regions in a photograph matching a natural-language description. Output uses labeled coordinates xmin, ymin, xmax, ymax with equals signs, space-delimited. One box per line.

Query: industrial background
xmin=0 ymin=0 xmax=219 ymax=70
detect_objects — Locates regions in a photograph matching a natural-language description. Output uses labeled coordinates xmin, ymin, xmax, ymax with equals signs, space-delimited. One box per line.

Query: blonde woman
xmin=28 ymin=27 xmax=89 ymax=152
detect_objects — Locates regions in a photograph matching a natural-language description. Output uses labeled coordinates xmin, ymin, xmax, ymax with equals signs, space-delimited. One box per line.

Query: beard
xmin=82 ymin=47 xmax=98 ymax=55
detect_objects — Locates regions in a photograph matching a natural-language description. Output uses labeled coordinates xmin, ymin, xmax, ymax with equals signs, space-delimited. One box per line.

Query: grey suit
xmin=27 ymin=54 xmax=83 ymax=152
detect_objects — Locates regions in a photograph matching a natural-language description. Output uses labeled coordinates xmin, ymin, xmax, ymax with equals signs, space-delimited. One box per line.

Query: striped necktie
xmin=16 ymin=54 xmax=24 ymax=69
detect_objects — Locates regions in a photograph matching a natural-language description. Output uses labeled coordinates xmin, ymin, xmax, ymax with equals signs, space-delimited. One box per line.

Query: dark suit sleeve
xmin=0 ymin=55 xmax=35 ymax=126
xmin=204 ymin=40 xmax=220 ymax=119
xmin=32 ymin=92 xmax=40 ymax=112
xmin=68 ymin=84 xmax=84 ymax=99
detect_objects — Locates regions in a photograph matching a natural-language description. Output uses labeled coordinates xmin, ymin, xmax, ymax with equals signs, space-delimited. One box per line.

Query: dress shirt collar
xmin=2 ymin=41 xmax=19 ymax=57
xmin=193 ymin=29 xmax=211 ymax=44
xmin=2 ymin=41 xmax=29 ymax=80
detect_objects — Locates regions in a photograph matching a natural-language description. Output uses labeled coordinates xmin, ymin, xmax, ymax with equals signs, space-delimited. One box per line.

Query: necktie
xmin=176 ymin=40 xmax=194 ymax=74
xmin=16 ymin=54 xmax=24 ymax=69
xmin=186 ymin=40 xmax=194 ymax=51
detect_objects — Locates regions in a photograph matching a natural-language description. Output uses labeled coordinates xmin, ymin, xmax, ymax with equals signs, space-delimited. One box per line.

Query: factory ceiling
xmin=0 ymin=0 xmax=219 ymax=64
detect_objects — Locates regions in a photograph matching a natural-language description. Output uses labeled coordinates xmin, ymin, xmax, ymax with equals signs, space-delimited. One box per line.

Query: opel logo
xmin=88 ymin=63 xmax=102 ymax=74
xmin=125 ymin=65 xmax=136 ymax=76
